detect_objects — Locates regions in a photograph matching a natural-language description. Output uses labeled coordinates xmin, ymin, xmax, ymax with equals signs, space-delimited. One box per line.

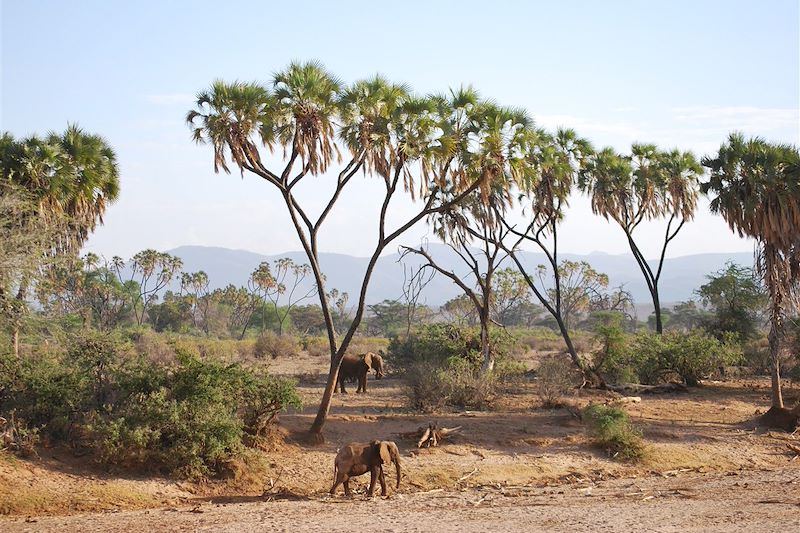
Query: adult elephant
xmin=335 ymin=352 xmax=384 ymax=394
xmin=330 ymin=440 xmax=401 ymax=497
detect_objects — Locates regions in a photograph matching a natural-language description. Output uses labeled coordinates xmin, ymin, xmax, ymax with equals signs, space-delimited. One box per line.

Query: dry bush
xmin=131 ymin=330 xmax=175 ymax=364
xmin=253 ymin=332 xmax=300 ymax=359
xmin=518 ymin=328 xmax=565 ymax=353
xmin=743 ymin=336 xmax=770 ymax=374
xmin=195 ymin=338 xmax=245 ymax=362
xmin=236 ymin=338 xmax=256 ymax=360
xmin=301 ymin=336 xmax=330 ymax=357
xmin=347 ymin=336 xmax=390 ymax=356
xmin=535 ymin=355 xmax=574 ymax=407
xmin=404 ymin=362 xmax=448 ymax=413
xmin=446 ymin=364 xmax=497 ymax=410
xmin=404 ymin=360 xmax=497 ymax=413
xmin=570 ymin=332 xmax=594 ymax=355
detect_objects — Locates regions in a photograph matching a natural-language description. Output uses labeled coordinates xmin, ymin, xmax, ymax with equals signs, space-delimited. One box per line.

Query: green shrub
xmin=583 ymin=403 xmax=644 ymax=461
xmin=90 ymin=386 xmax=244 ymax=478
xmin=632 ymin=330 xmax=742 ymax=386
xmin=240 ymin=373 xmax=302 ymax=438
xmin=394 ymin=324 xmax=519 ymax=412
xmin=444 ymin=359 xmax=497 ymax=410
xmin=91 ymin=350 xmax=301 ymax=478
xmin=389 ymin=324 xmax=517 ymax=371
xmin=589 ymin=312 xmax=634 ymax=384
xmin=0 ymin=330 xmax=302 ymax=479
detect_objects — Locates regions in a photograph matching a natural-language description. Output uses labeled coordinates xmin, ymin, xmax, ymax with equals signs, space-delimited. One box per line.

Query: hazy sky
xmin=3 ymin=0 xmax=799 ymax=261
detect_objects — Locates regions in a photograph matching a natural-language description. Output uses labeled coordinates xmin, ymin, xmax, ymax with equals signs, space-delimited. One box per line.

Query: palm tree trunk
xmin=763 ymin=247 xmax=785 ymax=409
xmin=768 ymin=319 xmax=784 ymax=408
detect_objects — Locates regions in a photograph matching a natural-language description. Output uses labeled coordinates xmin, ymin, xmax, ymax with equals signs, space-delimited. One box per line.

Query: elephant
xmin=335 ymin=352 xmax=384 ymax=394
xmin=330 ymin=440 xmax=401 ymax=497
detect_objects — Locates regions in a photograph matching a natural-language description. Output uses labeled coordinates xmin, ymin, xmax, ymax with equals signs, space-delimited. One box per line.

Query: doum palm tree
xmin=702 ymin=133 xmax=800 ymax=410
xmin=1 ymin=125 xmax=120 ymax=355
xmin=187 ymin=62 xmax=522 ymax=439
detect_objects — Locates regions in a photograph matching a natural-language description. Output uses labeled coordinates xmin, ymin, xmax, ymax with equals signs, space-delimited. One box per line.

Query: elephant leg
xmin=343 ymin=478 xmax=352 ymax=497
xmin=330 ymin=471 xmax=347 ymax=495
xmin=379 ymin=467 xmax=387 ymax=496
xmin=367 ymin=467 xmax=378 ymax=497
xmin=357 ymin=373 xmax=366 ymax=393
xmin=339 ymin=376 xmax=348 ymax=394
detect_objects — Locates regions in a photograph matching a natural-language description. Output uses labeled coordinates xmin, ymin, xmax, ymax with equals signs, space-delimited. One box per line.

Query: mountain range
xmin=166 ymin=245 xmax=754 ymax=312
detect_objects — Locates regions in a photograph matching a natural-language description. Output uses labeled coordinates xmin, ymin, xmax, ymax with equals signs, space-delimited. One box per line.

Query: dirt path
xmin=4 ymin=467 xmax=798 ymax=532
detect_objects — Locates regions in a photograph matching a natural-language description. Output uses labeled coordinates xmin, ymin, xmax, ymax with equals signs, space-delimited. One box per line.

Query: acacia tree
xmin=550 ymin=260 xmax=610 ymax=330
xmin=702 ymin=133 xmax=800 ymax=409
xmin=440 ymin=294 xmax=478 ymax=325
xmin=113 ymin=250 xmax=183 ymax=326
xmin=188 ymin=64 xmax=517 ymax=438
xmin=401 ymin=194 xmax=515 ymax=372
xmin=399 ymin=260 xmax=435 ymax=335
xmin=491 ymin=267 xmax=532 ymax=327
xmin=578 ymin=144 xmax=702 ymax=333
xmin=492 ymin=129 xmax=596 ymax=381
xmin=696 ymin=262 xmax=766 ymax=341
xmin=264 ymin=258 xmax=317 ymax=335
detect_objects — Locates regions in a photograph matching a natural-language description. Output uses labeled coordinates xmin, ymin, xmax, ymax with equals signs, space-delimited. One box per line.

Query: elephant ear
xmin=363 ymin=352 xmax=374 ymax=370
xmin=379 ymin=441 xmax=392 ymax=464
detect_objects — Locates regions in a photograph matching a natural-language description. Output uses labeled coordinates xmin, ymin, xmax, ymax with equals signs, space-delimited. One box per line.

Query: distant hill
xmin=167 ymin=245 xmax=754 ymax=312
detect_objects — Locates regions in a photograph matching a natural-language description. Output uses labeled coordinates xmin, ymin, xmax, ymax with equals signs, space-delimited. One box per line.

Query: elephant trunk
xmin=392 ymin=446 xmax=401 ymax=489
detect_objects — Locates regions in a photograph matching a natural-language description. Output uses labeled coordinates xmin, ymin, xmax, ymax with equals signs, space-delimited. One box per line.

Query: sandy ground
xmin=2 ymin=467 xmax=798 ymax=532
xmin=2 ymin=350 xmax=800 ymax=531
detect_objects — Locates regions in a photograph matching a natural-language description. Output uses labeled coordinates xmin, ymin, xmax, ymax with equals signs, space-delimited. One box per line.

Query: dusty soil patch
xmin=2 ymin=467 xmax=798 ymax=532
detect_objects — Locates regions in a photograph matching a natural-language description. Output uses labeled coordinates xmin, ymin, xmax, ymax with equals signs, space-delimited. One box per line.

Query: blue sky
xmin=2 ymin=0 xmax=799 ymax=260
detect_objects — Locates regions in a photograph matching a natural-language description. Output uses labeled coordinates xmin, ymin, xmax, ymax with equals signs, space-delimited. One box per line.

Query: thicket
xmin=590 ymin=321 xmax=743 ymax=386
xmin=390 ymin=324 xmax=525 ymax=411
xmin=0 ymin=330 xmax=301 ymax=478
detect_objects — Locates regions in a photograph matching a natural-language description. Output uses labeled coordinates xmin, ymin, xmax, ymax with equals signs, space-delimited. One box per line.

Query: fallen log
xmin=787 ymin=443 xmax=800 ymax=457
xmin=396 ymin=422 xmax=462 ymax=448
xmin=607 ymin=383 xmax=688 ymax=395
xmin=417 ymin=423 xmax=462 ymax=448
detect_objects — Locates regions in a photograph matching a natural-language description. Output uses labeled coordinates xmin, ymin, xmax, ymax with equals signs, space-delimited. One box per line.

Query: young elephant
xmin=335 ymin=352 xmax=384 ymax=394
xmin=330 ymin=440 xmax=401 ymax=497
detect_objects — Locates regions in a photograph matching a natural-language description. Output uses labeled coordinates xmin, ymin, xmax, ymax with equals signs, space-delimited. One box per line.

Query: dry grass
xmin=0 ymin=452 xmax=161 ymax=516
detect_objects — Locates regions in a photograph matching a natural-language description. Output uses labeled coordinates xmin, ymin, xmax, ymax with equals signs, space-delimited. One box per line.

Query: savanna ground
xmin=2 ymin=349 xmax=799 ymax=532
